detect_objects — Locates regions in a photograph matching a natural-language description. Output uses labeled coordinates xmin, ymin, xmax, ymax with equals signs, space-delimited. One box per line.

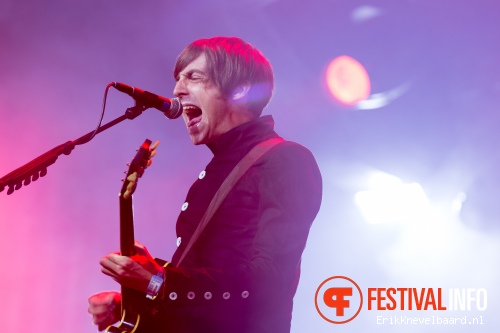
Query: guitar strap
xmin=175 ymin=137 xmax=285 ymax=267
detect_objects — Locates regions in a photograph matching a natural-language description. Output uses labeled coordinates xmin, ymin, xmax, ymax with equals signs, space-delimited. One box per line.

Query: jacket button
xmin=198 ymin=170 xmax=206 ymax=179
xmin=204 ymin=292 xmax=212 ymax=300
xmin=176 ymin=237 xmax=182 ymax=247
xmin=241 ymin=291 xmax=249 ymax=298
xmin=181 ymin=202 xmax=188 ymax=211
xmin=222 ymin=292 xmax=230 ymax=300
xmin=169 ymin=292 xmax=177 ymax=300
xmin=187 ymin=292 xmax=195 ymax=300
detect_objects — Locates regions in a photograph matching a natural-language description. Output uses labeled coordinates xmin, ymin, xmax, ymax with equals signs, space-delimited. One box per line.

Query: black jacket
xmin=142 ymin=115 xmax=322 ymax=333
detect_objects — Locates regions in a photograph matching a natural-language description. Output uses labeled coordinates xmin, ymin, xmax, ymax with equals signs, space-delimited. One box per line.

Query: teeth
xmin=183 ymin=105 xmax=199 ymax=110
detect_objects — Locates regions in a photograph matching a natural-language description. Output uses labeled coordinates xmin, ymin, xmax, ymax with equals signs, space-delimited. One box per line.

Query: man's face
xmin=173 ymin=54 xmax=233 ymax=145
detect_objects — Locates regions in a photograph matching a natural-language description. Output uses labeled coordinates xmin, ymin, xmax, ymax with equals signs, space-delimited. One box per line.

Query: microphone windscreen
xmin=164 ymin=98 xmax=182 ymax=119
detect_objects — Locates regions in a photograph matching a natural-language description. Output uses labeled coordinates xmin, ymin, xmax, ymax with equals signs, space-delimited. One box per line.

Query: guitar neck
xmin=119 ymin=195 xmax=136 ymax=257
xmin=119 ymin=192 xmax=148 ymax=328
xmin=106 ymin=139 xmax=152 ymax=333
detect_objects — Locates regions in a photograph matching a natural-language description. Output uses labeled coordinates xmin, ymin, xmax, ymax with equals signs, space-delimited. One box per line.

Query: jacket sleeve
xmin=247 ymin=142 xmax=322 ymax=293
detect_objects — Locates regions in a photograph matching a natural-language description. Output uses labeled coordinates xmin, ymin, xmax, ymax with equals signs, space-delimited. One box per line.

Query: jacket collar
xmin=207 ymin=115 xmax=277 ymax=156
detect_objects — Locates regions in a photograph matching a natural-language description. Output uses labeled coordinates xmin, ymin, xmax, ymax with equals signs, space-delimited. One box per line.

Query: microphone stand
xmin=0 ymin=104 xmax=148 ymax=195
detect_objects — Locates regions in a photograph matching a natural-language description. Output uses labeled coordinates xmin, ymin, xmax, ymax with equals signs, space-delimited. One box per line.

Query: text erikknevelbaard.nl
xmin=370 ymin=288 xmax=486 ymax=325
xmin=376 ymin=315 xmax=483 ymax=325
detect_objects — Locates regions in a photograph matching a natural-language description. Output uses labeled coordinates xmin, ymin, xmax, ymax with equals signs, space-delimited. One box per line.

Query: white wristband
xmin=145 ymin=274 xmax=164 ymax=300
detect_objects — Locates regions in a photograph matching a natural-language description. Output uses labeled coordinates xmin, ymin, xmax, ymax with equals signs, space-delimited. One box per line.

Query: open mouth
xmin=184 ymin=105 xmax=203 ymax=127
xmin=184 ymin=105 xmax=202 ymax=119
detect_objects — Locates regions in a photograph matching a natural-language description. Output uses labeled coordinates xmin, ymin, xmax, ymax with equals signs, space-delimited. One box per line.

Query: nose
xmin=173 ymin=78 xmax=187 ymax=98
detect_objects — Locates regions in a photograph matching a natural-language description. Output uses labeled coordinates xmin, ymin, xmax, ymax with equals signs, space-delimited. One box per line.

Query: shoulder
xmin=262 ymin=140 xmax=320 ymax=170
xmin=253 ymin=139 xmax=322 ymax=217
xmin=253 ymin=139 xmax=322 ymax=187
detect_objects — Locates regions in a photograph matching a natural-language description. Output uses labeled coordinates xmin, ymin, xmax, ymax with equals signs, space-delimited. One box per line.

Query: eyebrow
xmin=185 ymin=69 xmax=206 ymax=77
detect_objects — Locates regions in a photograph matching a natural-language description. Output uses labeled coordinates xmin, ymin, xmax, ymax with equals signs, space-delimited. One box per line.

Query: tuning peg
xmin=123 ymin=170 xmax=127 ymax=174
xmin=126 ymin=162 xmax=131 ymax=166
xmin=121 ymin=178 xmax=125 ymax=182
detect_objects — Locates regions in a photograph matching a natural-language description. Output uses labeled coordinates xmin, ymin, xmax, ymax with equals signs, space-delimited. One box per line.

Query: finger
xmin=89 ymin=304 xmax=111 ymax=317
xmin=150 ymin=140 xmax=160 ymax=151
xmin=101 ymin=266 xmax=118 ymax=279
xmin=126 ymin=172 xmax=138 ymax=182
xmin=134 ymin=240 xmax=145 ymax=250
xmin=100 ymin=266 xmax=124 ymax=285
xmin=88 ymin=303 xmax=104 ymax=314
xmin=88 ymin=299 xmax=119 ymax=330
xmin=99 ymin=255 xmax=123 ymax=275
xmin=104 ymin=254 xmax=137 ymax=273
xmin=125 ymin=181 xmax=137 ymax=194
xmin=149 ymin=144 xmax=159 ymax=159
xmin=123 ymin=190 xmax=131 ymax=200
xmin=106 ymin=253 xmax=126 ymax=264
xmin=146 ymin=141 xmax=160 ymax=168
xmin=133 ymin=243 xmax=154 ymax=260
xmin=95 ymin=307 xmax=119 ymax=330
xmin=88 ymin=291 xmax=119 ymax=303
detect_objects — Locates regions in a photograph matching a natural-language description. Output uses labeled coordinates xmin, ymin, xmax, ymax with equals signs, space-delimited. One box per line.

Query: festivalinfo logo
xmin=315 ymin=276 xmax=487 ymax=325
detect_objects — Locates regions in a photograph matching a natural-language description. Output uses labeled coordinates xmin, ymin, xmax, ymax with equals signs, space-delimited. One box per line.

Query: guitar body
xmin=105 ymin=286 xmax=149 ymax=333
xmin=105 ymin=306 xmax=140 ymax=333
xmin=105 ymin=139 xmax=153 ymax=333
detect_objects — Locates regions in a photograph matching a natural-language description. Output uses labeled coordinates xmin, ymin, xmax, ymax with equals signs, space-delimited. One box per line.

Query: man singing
xmin=88 ymin=36 xmax=322 ymax=333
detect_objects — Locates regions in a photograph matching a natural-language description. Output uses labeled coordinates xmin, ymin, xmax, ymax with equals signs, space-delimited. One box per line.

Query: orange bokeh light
xmin=326 ymin=55 xmax=371 ymax=106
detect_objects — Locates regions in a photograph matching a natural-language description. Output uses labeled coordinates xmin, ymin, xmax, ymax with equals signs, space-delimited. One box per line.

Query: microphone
xmin=112 ymin=82 xmax=182 ymax=119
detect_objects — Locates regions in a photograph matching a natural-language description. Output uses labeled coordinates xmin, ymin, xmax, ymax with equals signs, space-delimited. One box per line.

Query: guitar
xmin=106 ymin=139 xmax=155 ymax=333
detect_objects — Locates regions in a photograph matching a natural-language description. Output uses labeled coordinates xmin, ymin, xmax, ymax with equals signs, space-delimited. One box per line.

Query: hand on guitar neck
xmin=100 ymin=241 xmax=163 ymax=293
xmin=89 ymin=241 xmax=165 ymax=331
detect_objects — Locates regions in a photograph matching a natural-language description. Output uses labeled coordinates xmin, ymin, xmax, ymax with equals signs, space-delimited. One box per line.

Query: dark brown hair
xmin=174 ymin=36 xmax=274 ymax=116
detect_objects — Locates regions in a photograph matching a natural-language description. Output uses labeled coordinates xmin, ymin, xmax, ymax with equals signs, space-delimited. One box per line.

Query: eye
xmin=189 ymin=74 xmax=203 ymax=82
xmin=184 ymin=70 xmax=206 ymax=83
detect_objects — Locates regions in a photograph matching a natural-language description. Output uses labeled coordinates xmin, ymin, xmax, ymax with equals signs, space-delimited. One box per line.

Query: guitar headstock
xmin=120 ymin=139 xmax=158 ymax=200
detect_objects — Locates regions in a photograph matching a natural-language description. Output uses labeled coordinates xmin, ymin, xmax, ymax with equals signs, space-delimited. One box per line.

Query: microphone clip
xmin=125 ymin=103 xmax=149 ymax=120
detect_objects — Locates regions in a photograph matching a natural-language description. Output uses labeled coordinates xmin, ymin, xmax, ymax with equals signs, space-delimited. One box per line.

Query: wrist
xmin=145 ymin=268 xmax=165 ymax=300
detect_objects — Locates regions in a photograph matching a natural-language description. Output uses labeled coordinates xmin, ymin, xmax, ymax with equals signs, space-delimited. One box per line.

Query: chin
xmin=189 ymin=135 xmax=205 ymax=146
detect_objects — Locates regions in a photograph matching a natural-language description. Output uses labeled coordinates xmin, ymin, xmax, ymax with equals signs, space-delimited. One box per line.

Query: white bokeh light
xmin=355 ymin=172 xmax=438 ymax=224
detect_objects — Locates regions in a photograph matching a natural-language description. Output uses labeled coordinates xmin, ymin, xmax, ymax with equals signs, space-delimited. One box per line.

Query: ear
xmin=232 ymin=83 xmax=251 ymax=101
